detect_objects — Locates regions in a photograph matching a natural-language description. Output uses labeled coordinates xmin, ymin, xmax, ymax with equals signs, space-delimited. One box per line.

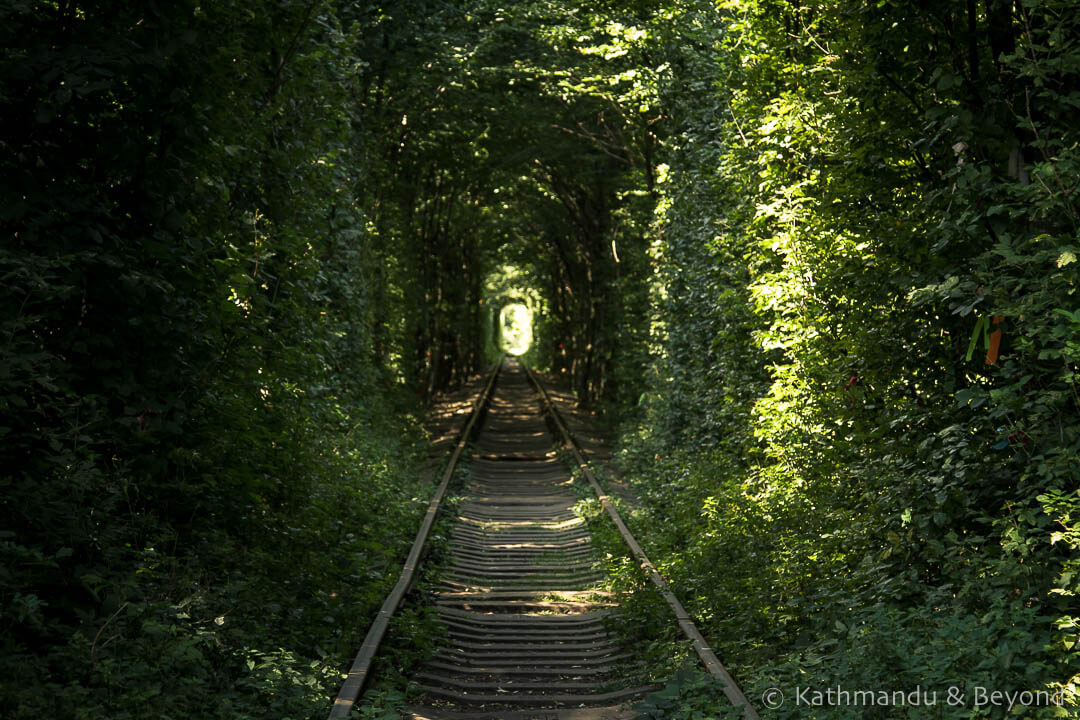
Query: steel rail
xmin=521 ymin=363 xmax=760 ymax=720
xmin=328 ymin=358 xmax=504 ymax=720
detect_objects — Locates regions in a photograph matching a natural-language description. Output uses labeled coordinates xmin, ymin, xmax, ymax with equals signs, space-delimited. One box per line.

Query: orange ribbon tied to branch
xmin=966 ymin=314 xmax=1005 ymax=364
xmin=986 ymin=315 xmax=1004 ymax=364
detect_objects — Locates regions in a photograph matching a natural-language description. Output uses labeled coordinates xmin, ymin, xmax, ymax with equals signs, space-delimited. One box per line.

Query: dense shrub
xmin=613 ymin=0 xmax=1080 ymax=715
xmin=0 ymin=3 xmax=434 ymax=717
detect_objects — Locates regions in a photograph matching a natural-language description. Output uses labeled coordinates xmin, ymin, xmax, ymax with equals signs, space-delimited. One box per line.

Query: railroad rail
xmin=329 ymin=357 xmax=757 ymax=719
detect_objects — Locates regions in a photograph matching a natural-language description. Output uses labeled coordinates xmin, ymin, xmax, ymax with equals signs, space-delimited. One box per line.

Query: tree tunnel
xmin=9 ymin=1 xmax=1080 ymax=716
xmin=366 ymin=2 xmax=659 ymax=409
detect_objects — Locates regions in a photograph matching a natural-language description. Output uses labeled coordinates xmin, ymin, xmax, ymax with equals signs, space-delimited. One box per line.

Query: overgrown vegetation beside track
xmin=0 ymin=3 xmax=453 ymax=717
xmin=606 ymin=1 xmax=1080 ymax=716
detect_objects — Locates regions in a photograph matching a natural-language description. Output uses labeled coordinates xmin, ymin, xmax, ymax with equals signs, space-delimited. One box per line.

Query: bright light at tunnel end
xmin=499 ymin=302 xmax=533 ymax=356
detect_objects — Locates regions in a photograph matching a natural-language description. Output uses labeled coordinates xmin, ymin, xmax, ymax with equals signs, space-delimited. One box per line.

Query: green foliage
xmin=5 ymin=0 xmax=1080 ymax=717
xmin=0 ymin=2 xmax=438 ymax=718
xmin=607 ymin=0 xmax=1080 ymax=715
xmin=634 ymin=666 xmax=744 ymax=720
xmin=351 ymin=686 xmax=407 ymax=720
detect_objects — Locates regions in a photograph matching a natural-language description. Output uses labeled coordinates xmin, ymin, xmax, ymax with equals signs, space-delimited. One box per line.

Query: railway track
xmin=405 ymin=361 xmax=650 ymax=719
xmin=330 ymin=358 xmax=757 ymax=720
